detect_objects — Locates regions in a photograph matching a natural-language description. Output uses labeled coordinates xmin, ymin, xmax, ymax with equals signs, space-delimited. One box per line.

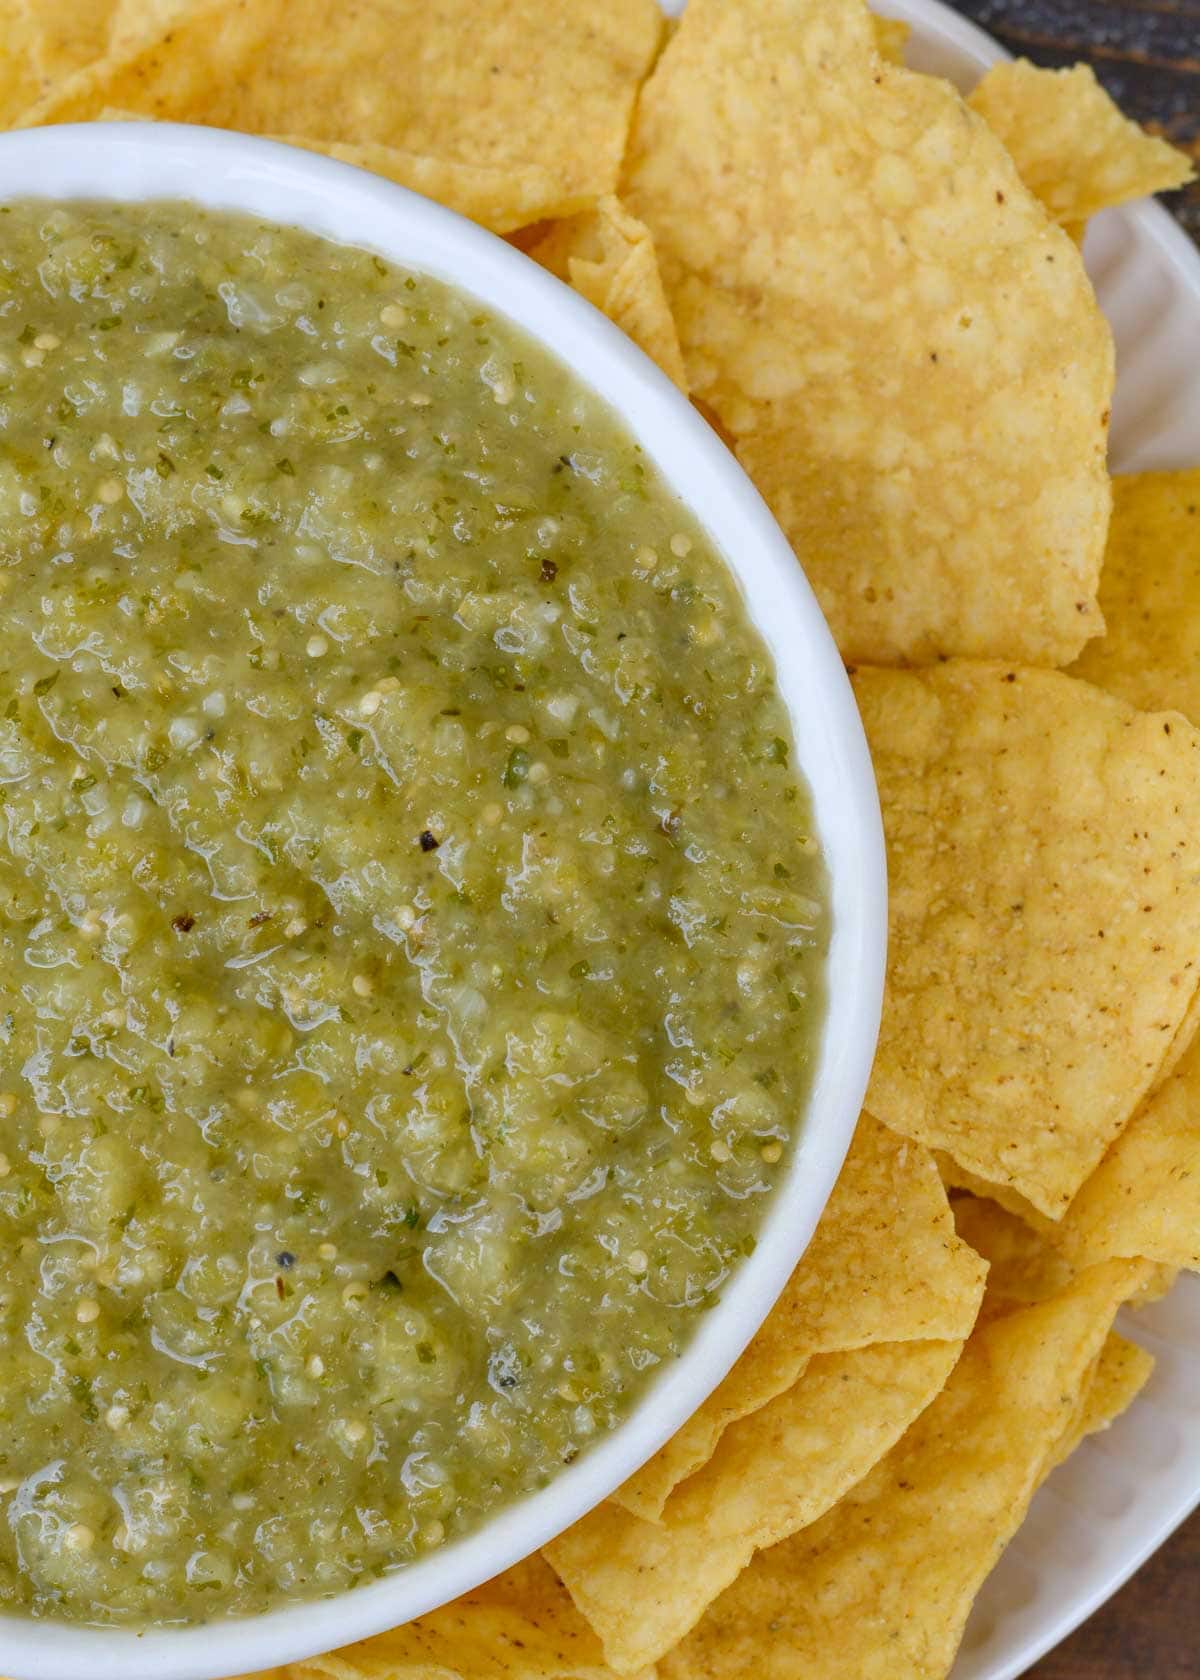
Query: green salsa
xmin=0 ymin=200 xmax=827 ymax=1625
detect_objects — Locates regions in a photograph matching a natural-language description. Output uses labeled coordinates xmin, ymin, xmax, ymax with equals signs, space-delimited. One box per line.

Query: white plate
xmin=659 ymin=0 xmax=1200 ymax=1673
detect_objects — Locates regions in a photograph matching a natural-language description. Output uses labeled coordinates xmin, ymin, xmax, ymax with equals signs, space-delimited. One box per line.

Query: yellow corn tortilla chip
xmin=969 ymin=60 xmax=1195 ymax=226
xmin=19 ymin=0 xmax=116 ymax=83
xmin=953 ymin=1193 xmax=1076 ymax=1316
xmin=936 ymin=1153 xmax=1058 ymax=1237
xmin=242 ymin=1557 xmax=644 ymax=1680
xmin=1070 ymin=470 xmax=1200 ymax=722
xmin=1050 ymin=1332 xmax=1155 ymax=1470
xmin=621 ymin=0 xmax=1113 ymax=667
xmin=18 ymin=0 xmax=664 ymax=221
xmin=953 ymin=1189 xmax=1178 ymax=1311
xmin=547 ymin=1338 xmax=963 ymax=1675
xmin=870 ymin=12 xmax=908 ymax=64
xmin=524 ymin=198 xmax=688 ymax=390
xmin=858 ymin=661 xmax=1200 ymax=1218
xmin=0 ymin=1 xmax=43 ymax=123
xmin=660 ymin=1260 xmax=1148 ymax=1680
xmin=614 ymin=1115 xmax=985 ymax=1521
xmin=109 ymin=0 xmax=188 ymax=53
xmin=1056 ymin=1026 xmax=1200 ymax=1271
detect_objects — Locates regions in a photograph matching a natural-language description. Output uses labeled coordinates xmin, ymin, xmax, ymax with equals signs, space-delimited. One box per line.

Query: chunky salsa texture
xmin=0 ymin=201 xmax=827 ymax=1624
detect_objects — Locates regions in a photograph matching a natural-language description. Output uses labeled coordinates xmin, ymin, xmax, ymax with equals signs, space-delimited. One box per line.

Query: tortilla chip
xmin=1070 ymin=470 xmax=1200 ymax=723
xmin=936 ymin=1153 xmax=1057 ymax=1237
xmin=622 ymin=0 xmax=1113 ymax=667
xmin=19 ymin=1 xmax=116 ymax=83
xmin=547 ymin=1338 xmax=964 ymax=1675
xmin=0 ymin=0 xmax=43 ymax=123
xmin=858 ymin=661 xmax=1200 ymax=1218
xmin=954 ymin=1188 xmax=1179 ymax=1308
xmin=17 ymin=0 xmax=664 ymax=220
xmin=613 ymin=1115 xmax=986 ymax=1520
xmin=660 ymin=1260 xmax=1147 ymax=1680
xmin=109 ymin=0 xmax=189 ymax=53
xmin=1050 ymin=1332 xmax=1155 ymax=1469
xmin=1057 ymin=1026 xmax=1200 ymax=1271
xmin=969 ymin=60 xmax=1195 ymax=226
xmin=953 ymin=1194 xmax=1076 ymax=1317
xmin=258 ymin=1556 xmax=643 ymax=1680
xmin=870 ymin=13 xmax=908 ymax=64
xmin=524 ymin=198 xmax=688 ymax=390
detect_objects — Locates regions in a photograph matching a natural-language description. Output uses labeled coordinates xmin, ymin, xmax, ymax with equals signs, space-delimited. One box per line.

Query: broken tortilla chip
xmin=547 ymin=1338 xmax=964 ymax=1675
xmin=17 ymin=0 xmax=664 ymax=222
xmin=969 ymin=60 xmax=1195 ymax=227
xmin=621 ymin=0 xmax=1113 ymax=666
xmin=857 ymin=661 xmax=1200 ymax=1218
xmin=659 ymin=1260 xmax=1148 ymax=1680
xmin=524 ymin=197 xmax=688 ymax=389
xmin=614 ymin=1115 xmax=985 ymax=1521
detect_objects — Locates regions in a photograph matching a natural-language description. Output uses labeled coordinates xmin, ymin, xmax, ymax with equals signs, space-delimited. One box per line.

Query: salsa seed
xmin=75 ymin=1299 xmax=100 ymax=1324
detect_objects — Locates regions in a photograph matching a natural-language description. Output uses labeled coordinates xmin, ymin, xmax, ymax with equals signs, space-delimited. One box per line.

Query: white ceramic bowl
xmin=0 ymin=123 xmax=886 ymax=1680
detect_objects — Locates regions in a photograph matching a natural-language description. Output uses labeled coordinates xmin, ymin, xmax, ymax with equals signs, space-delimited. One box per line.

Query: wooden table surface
xmin=951 ymin=6 xmax=1200 ymax=1673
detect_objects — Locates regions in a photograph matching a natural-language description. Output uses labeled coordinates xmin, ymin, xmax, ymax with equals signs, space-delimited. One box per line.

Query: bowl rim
xmin=0 ymin=120 xmax=886 ymax=1680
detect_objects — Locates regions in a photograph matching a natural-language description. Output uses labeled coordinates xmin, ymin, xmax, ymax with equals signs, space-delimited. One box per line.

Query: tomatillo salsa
xmin=0 ymin=201 xmax=827 ymax=1624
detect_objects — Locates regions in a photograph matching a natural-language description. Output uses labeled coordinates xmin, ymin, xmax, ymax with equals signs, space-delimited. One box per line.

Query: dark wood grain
xmin=951 ymin=0 xmax=1200 ymax=243
xmin=1026 ymin=1506 xmax=1200 ymax=1677
xmin=946 ymin=10 xmax=1200 ymax=1664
